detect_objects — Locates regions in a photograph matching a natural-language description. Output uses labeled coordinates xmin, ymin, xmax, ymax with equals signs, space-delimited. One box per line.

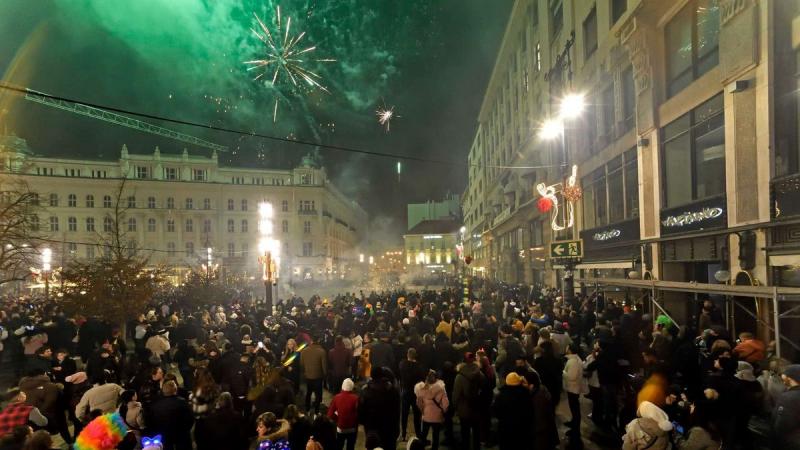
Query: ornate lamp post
xmin=258 ymin=202 xmax=280 ymax=316
xmin=41 ymin=248 xmax=51 ymax=301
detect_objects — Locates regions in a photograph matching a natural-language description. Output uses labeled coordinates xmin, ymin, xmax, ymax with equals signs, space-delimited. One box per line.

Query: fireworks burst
xmin=244 ymin=6 xmax=335 ymax=122
xmin=376 ymin=105 xmax=396 ymax=132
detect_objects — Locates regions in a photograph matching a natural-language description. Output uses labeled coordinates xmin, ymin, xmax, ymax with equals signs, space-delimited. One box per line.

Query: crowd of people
xmin=0 ymin=283 xmax=797 ymax=450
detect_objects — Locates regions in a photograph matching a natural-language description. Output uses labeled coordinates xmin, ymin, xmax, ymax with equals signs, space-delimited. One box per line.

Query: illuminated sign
xmin=593 ymin=229 xmax=621 ymax=241
xmin=661 ymin=207 xmax=723 ymax=228
xmin=659 ymin=196 xmax=726 ymax=236
xmin=423 ymin=235 xmax=443 ymax=239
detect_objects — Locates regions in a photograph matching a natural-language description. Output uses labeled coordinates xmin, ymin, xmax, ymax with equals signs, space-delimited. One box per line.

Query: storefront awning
xmin=575 ymin=261 xmax=633 ymax=270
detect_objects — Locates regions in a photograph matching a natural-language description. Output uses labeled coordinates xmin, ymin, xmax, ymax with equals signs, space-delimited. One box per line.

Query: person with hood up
xmin=622 ymin=401 xmax=673 ymax=450
xmin=327 ymin=378 xmax=359 ymax=450
xmin=492 ymin=372 xmax=534 ymax=450
xmin=415 ymin=370 xmax=449 ymax=450
xmin=452 ymin=353 xmax=485 ymax=450
xmin=18 ymin=367 xmax=68 ymax=443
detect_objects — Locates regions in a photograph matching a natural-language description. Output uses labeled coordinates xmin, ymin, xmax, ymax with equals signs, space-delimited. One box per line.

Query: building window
xmin=167 ymin=197 xmax=175 ymax=209
xmin=127 ymin=240 xmax=137 ymax=257
xmin=530 ymin=220 xmax=544 ymax=246
xmin=68 ymin=216 xmax=77 ymax=232
xmin=582 ymin=149 xmax=639 ymax=228
xmin=600 ymin=84 xmax=615 ymax=142
xmin=186 ymin=242 xmax=194 ymax=256
xmin=68 ymin=242 xmax=77 ymax=255
xmin=241 ymin=219 xmax=248 ymax=233
xmin=282 ymin=220 xmax=289 ymax=233
xmin=302 ymin=242 xmax=313 ymax=256
xmin=228 ymin=243 xmax=235 ymax=258
xmin=127 ymin=196 xmax=136 ymax=208
xmin=192 ymin=169 xmax=206 ymax=181
xmin=303 ymin=221 xmax=311 ymax=233
xmin=30 ymin=193 xmax=39 ymax=206
xmin=86 ymin=217 xmax=95 ymax=232
xmin=104 ymin=217 xmax=113 ymax=232
xmin=147 ymin=218 xmax=156 ymax=232
xmin=68 ymin=194 xmax=77 ymax=207
xmin=49 ymin=193 xmax=58 ymax=207
xmin=621 ymin=67 xmax=636 ymax=132
xmin=281 ymin=200 xmax=288 ymax=212
xmin=185 ymin=198 xmax=193 ymax=210
xmin=30 ymin=216 xmax=39 ymax=231
xmin=203 ymin=219 xmax=211 ymax=233
xmin=624 ymin=148 xmax=639 ymax=218
xmin=185 ymin=219 xmax=193 ymax=232
xmin=583 ymin=6 xmax=598 ymax=59
xmin=147 ymin=197 xmax=156 ymax=209
xmin=611 ymin=0 xmax=627 ymax=25
xmin=86 ymin=195 xmax=94 ymax=208
xmin=203 ymin=198 xmax=211 ymax=210
xmin=662 ymin=93 xmax=725 ymax=208
xmin=127 ymin=218 xmax=137 ymax=232
xmin=49 ymin=216 xmax=59 ymax=231
xmin=135 ymin=166 xmax=149 ymax=179
xmin=227 ymin=219 xmax=235 ymax=233
xmin=241 ymin=243 xmax=249 ymax=258
xmin=86 ymin=245 xmax=95 ymax=260
xmin=165 ymin=167 xmax=178 ymax=180
xmin=227 ymin=199 xmax=234 ymax=211
xmin=167 ymin=219 xmax=175 ymax=232
xmin=665 ymin=0 xmax=720 ymax=97
xmin=103 ymin=195 xmax=112 ymax=208
xmin=550 ymin=0 xmax=563 ymax=39
xmin=241 ymin=199 xmax=248 ymax=211
xmin=167 ymin=242 xmax=176 ymax=257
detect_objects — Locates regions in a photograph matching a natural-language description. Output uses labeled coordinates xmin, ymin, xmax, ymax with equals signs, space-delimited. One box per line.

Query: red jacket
xmin=327 ymin=391 xmax=358 ymax=431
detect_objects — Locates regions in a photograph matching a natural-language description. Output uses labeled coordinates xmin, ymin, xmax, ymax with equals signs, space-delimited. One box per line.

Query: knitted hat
xmin=505 ymin=372 xmax=524 ymax=386
xmin=341 ymin=378 xmax=355 ymax=392
xmin=74 ymin=412 xmax=128 ymax=450
xmin=637 ymin=401 xmax=673 ymax=432
xmin=735 ymin=361 xmax=756 ymax=382
xmin=784 ymin=364 xmax=800 ymax=383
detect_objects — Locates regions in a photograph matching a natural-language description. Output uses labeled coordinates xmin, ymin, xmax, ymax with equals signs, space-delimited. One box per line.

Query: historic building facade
xmin=462 ymin=0 xmax=800 ymax=358
xmin=0 ymin=134 xmax=367 ymax=284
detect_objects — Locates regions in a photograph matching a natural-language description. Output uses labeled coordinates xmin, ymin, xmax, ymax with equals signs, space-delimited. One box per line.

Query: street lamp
xmin=559 ymin=93 xmax=586 ymax=119
xmin=41 ymin=248 xmax=51 ymax=301
xmin=258 ymin=202 xmax=280 ymax=316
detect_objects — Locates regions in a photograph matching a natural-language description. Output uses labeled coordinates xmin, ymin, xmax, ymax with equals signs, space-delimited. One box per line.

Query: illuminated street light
xmin=41 ymin=248 xmax=52 ymax=300
xmin=359 ymin=253 xmax=365 ymax=263
xmin=258 ymin=201 xmax=279 ymax=316
xmin=559 ymin=93 xmax=585 ymax=120
xmin=369 ymin=256 xmax=374 ymax=265
xmin=538 ymin=119 xmax=564 ymax=140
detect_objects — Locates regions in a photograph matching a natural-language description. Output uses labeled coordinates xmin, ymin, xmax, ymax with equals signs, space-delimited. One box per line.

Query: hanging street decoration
xmin=535 ymin=165 xmax=579 ymax=231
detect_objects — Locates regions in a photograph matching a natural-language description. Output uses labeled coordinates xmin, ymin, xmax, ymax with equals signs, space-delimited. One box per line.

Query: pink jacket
xmin=414 ymin=380 xmax=449 ymax=424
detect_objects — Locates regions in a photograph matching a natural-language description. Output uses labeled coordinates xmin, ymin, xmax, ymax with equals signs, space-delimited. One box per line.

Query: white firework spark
xmin=376 ymin=105 xmax=395 ymax=132
xmin=244 ymin=6 xmax=335 ymax=122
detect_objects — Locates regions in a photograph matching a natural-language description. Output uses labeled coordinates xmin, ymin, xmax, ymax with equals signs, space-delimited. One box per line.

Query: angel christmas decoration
xmin=535 ymin=165 xmax=582 ymax=231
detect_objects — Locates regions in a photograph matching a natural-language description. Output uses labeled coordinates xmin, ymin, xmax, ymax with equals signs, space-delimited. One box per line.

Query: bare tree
xmin=0 ymin=178 xmax=42 ymax=286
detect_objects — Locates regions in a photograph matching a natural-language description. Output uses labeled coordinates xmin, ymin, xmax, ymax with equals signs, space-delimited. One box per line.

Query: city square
xmin=1 ymin=1 xmax=799 ymax=449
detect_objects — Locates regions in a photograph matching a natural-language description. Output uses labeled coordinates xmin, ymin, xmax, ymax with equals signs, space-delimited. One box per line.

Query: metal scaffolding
xmin=577 ymin=277 xmax=800 ymax=359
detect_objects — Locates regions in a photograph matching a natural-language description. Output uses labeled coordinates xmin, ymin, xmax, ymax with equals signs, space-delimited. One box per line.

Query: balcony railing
xmin=298 ymin=209 xmax=317 ymax=215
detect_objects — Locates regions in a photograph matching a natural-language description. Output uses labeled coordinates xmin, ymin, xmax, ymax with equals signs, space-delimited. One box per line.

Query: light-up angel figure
xmin=535 ymin=165 xmax=582 ymax=231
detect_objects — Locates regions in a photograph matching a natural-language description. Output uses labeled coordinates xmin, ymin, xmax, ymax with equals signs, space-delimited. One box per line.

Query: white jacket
xmin=563 ymin=353 xmax=584 ymax=394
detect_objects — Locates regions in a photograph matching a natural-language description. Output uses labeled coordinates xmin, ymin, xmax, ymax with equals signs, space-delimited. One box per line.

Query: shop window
xmin=662 ymin=93 xmax=725 ymax=208
xmin=665 ymin=0 xmax=720 ymax=97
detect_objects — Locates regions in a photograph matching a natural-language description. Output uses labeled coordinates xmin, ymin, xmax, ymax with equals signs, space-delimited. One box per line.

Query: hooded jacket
xmin=414 ymin=380 xmax=449 ymax=424
xmin=622 ymin=401 xmax=672 ymax=450
xmin=452 ymin=362 xmax=485 ymax=420
xmin=19 ymin=374 xmax=60 ymax=419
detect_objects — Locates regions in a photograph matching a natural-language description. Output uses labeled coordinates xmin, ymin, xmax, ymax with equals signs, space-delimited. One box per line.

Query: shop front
xmin=579 ymin=217 xmax=641 ymax=301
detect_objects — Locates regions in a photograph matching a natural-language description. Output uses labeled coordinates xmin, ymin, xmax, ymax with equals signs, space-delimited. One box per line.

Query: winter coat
xmin=492 ymin=384 xmax=534 ymax=450
xmin=414 ymin=380 xmax=449 ymax=424
xmin=677 ymin=426 xmax=720 ymax=450
xmin=18 ymin=374 xmax=60 ymax=420
xmin=327 ymin=390 xmax=359 ymax=431
xmin=452 ymin=362 xmax=485 ymax=420
xmin=146 ymin=395 xmax=195 ymax=450
xmin=622 ymin=417 xmax=671 ymax=450
xmin=75 ymin=383 xmax=123 ymax=421
xmin=773 ymin=386 xmax=800 ymax=450
xmin=300 ymin=343 xmax=327 ymax=380
xmin=368 ymin=341 xmax=395 ymax=372
xmin=328 ymin=343 xmax=352 ymax=378
xmin=398 ymin=359 xmax=426 ymax=395
xmin=122 ymin=400 xmax=145 ymax=430
xmin=563 ymin=353 xmax=584 ymax=394
xmin=359 ymin=379 xmax=400 ymax=448
xmin=196 ymin=408 xmax=247 ymax=450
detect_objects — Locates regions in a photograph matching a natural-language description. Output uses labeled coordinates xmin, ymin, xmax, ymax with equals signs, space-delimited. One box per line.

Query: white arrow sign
xmin=554 ymin=244 xmax=565 ymax=256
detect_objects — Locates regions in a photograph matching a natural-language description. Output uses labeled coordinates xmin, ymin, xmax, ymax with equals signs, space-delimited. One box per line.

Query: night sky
xmin=0 ymin=0 xmax=513 ymax=243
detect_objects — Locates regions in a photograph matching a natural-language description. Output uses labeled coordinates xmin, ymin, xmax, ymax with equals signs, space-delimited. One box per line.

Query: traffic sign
xmin=550 ymin=240 xmax=583 ymax=258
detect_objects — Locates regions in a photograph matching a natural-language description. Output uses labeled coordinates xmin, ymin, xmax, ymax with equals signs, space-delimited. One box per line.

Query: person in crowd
xmin=117 ymin=389 xmax=145 ymax=442
xmin=733 ymin=332 xmax=766 ymax=366
xmin=284 ymin=404 xmax=312 ymax=450
xmin=0 ymin=425 xmax=31 ymax=450
xmin=563 ymin=343 xmax=584 ymax=431
xmin=360 ymin=366 xmax=400 ymax=450
xmin=18 ymin=367 xmax=67 ymax=443
xmin=196 ymin=392 xmax=246 ymax=450
xmin=75 ymin=372 xmax=123 ymax=423
xmin=251 ymin=411 xmax=290 ymax=450
xmin=452 ymin=352 xmax=484 ymax=450
xmin=20 ymin=430 xmax=50 ymax=450
xmin=621 ymin=401 xmax=673 ymax=450
xmin=190 ymin=367 xmax=220 ymax=419
xmin=773 ymin=364 xmax=800 ymax=450
xmin=0 ymin=390 xmax=47 ymax=438
xmin=415 ymin=370 xmax=449 ymax=450
xmin=300 ymin=335 xmax=327 ymax=414
xmin=534 ymin=340 xmax=564 ymax=412
xmin=398 ymin=347 xmax=425 ymax=442
xmin=328 ymin=335 xmax=352 ymax=396
xmin=145 ymin=381 xmax=194 ymax=450
xmin=492 ymin=372 xmax=533 ymax=450
xmin=327 ymin=378 xmax=359 ymax=450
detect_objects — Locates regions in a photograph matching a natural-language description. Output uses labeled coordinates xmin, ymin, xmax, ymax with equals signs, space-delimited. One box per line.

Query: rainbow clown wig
xmin=74 ymin=412 xmax=128 ymax=450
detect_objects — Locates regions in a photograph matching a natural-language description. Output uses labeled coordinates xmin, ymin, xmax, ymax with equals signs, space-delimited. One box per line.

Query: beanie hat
xmin=735 ymin=361 xmax=756 ymax=382
xmin=74 ymin=412 xmax=128 ymax=450
xmin=341 ymin=378 xmax=355 ymax=392
xmin=784 ymin=364 xmax=800 ymax=383
xmin=637 ymin=401 xmax=673 ymax=432
xmin=505 ymin=372 xmax=524 ymax=387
